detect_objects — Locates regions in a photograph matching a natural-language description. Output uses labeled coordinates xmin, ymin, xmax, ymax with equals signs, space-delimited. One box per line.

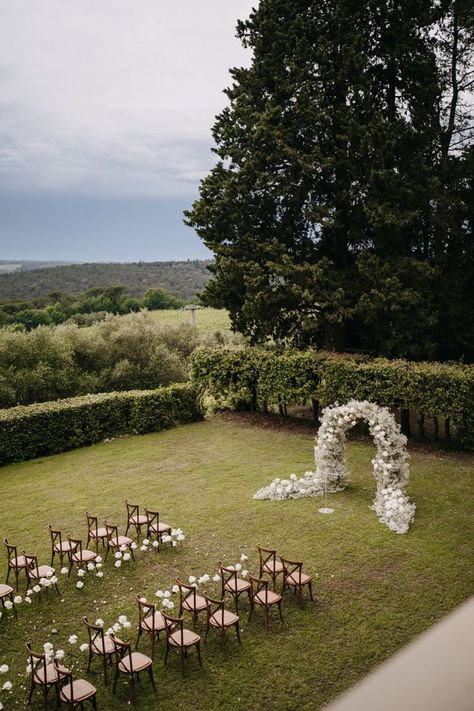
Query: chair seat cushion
xmin=263 ymin=560 xmax=284 ymax=574
xmin=142 ymin=611 xmax=167 ymax=632
xmin=34 ymin=662 xmax=68 ymax=685
xmin=254 ymin=590 xmax=282 ymax=606
xmin=182 ymin=594 xmax=207 ymax=612
xmin=149 ymin=521 xmax=171 ymax=533
xmin=130 ymin=515 xmax=147 ymax=525
xmin=30 ymin=565 xmax=55 ymax=579
xmin=0 ymin=583 xmax=14 ymax=597
xmin=53 ymin=542 xmax=73 ymax=553
xmin=91 ymin=635 xmax=114 ymax=656
xmin=90 ymin=527 xmax=107 ymax=538
xmin=169 ymin=629 xmax=200 ymax=647
xmin=60 ymin=678 xmax=96 ymax=702
xmin=10 ymin=555 xmax=27 ymax=568
xmin=210 ymin=610 xmax=239 ymax=628
xmin=110 ymin=535 xmax=132 ymax=547
xmin=118 ymin=652 xmax=152 ymax=673
xmin=286 ymin=572 xmax=311 ymax=586
xmin=72 ymin=549 xmax=96 ymax=563
xmin=225 ymin=577 xmax=251 ymax=593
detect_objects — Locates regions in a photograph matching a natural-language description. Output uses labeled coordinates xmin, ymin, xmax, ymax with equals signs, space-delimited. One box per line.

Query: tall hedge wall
xmin=0 ymin=383 xmax=202 ymax=465
xmin=191 ymin=347 xmax=474 ymax=448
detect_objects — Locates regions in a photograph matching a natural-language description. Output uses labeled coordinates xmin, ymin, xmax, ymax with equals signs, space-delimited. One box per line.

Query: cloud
xmin=0 ymin=0 xmax=255 ymax=197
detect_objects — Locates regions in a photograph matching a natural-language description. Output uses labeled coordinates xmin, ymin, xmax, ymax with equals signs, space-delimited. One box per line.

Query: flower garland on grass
xmin=254 ymin=400 xmax=415 ymax=534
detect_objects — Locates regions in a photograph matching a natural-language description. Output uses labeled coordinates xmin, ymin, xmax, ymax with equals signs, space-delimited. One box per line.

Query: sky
xmin=0 ymin=0 xmax=256 ymax=262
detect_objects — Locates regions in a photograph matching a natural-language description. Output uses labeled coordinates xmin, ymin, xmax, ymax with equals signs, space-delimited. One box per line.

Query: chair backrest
xmin=204 ymin=593 xmax=226 ymax=626
xmin=4 ymin=539 xmax=18 ymax=565
xmin=218 ymin=562 xmax=239 ymax=593
xmin=53 ymin=659 xmax=74 ymax=699
xmin=109 ymin=633 xmax=133 ymax=671
xmin=67 ymin=536 xmax=82 ymax=556
xmin=257 ymin=544 xmax=277 ymax=575
xmin=22 ymin=552 xmax=39 ymax=574
xmin=176 ymin=578 xmax=199 ymax=609
xmin=136 ymin=594 xmax=156 ymax=631
xmin=83 ymin=617 xmax=108 ymax=655
xmin=125 ymin=500 xmax=139 ymax=523
xmin=249 ymin=574 xmax=270 ymax=603
xmin=280 ymin=556 xmax=303 ymax=579
xmin=85 ymin=512 xmax=99 ymax=538
xmin=48 ymin=526 xmax=63 ymax=549
xmin=144 ymin=507 xmax=158 ymax=529
xmin=104 ymin=521 xmax=119 ymax=546
xmin=26 ymin=642 xmax=48 ymax=680
xmin=161 ymin=611 xmax=185 ymax=646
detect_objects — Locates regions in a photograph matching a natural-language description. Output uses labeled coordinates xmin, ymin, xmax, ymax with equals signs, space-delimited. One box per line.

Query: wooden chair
xmin=144 ymin=507 xmax=171 ymax=544
xmin=26 ymin=642 xmax=66 ymax=710
xmin=248 ymin=574 xmax=284 ymax=631
xmin=219 ymin=562 xmax=252 ymax=615
xmin=85 ymin=512 xmax=108 ymax=553
xmin=83 ymin=616 xmax=115 ymax=685
xmin=104 ymin=521 xmax=135 ymax=561
xmin=257 ymin=544 xmax=284 ymax=589
xmin=110 ymin=633 xmax=156 ymax=703
xmin=3 ymin=539 xmax=28 ymax=591
xmin=48 ymin=526 xmax=73 ymax=568
xmin=67 ymin=536 xmax=97 ymax=576
xmin=0 ymin=583 xmax=17 ymax=619
xmin=161 ymin=611 xmax=202 ymax=678
xmin=204 ymin=593 xmax=241 ymax=651
xmin=176 ymin=578 xmax=207 ymax=629
xmin=135 ymin=594 xmax=169 ymax=659
xmin=125 ymin=500 xmax=147 ymax=540
xmin=23 ymin=552 xmax=60 ymax=601
xmin=280 ymin=556 xmax=314 ymax=606
xmin=53 ymin=659 xmax=97 ymax=709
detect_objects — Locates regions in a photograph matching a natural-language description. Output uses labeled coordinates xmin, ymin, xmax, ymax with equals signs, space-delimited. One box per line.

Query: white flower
xmin=122 ymin=620 xmax=131 ymax=628
xmin=112 ymin=622 xmax=121 ymax=632
xmin=13 ymin=595 xmax=22 ymax=604
xmin=43 ymin=643 xmax=53 ymax=653
xmin=290 ymin=473 xmax=297 ymax=481
xmin=87 ymin=562 xmax=95 ymax=571
xmin=76 ymin=580 xmax=84 ymax=589
xmin=95 ymin=562 xmax=102 ymax=569
xmin=96 ymin=571 xmax=104 ymax=578
xmin=172 ymin=541 xmax=177 ymax=547
xmin=118 ymin=615 xmax=128 ymax=625
xmin=171 ymin=584 xmax=180 ymax=594
xmin=79 ymin=643 xmax=89 ymax=652
xmin=2 ymin=681 xmax=12 ymax=691
xmin=114 ymin=560 xmax=122 ymax=568
xmin=61 ymin=567 xmax=69 ymax=575
xmin=0 ymin=665 xmax=9 ymax=674
xmin=176 ymin=533 xmax=185 ymax=541
xmin=212 ymin=574 xmax=221 ymax=583
xmin=25 ymin=596 xmax=32 ymax=604
xmin=188 ymin=576 xmax=196 ymax=584
xmin=114 ymin=552 xmax=122 ymax=560
xmin=235 ymin=563 xmax=242 ymax=571
xmin=140 ymin=545 xmax=147 ymax=552
xmin=77 ymin=569 xmax=85 ymax=578
xmin=155 ymin=590 xmax=164 ymax=598
xmin=143 ymin=539 xmax=150 ymax=546
xmin=240 ymin=554 xmax=248 ymax=562
xmin=152 ymin=540 xmax=159 ymax=548
xmin=95 ymin=556 xmax=102 ymax=563
xmin=95 ymin=619 xmax=104 ymax=627
xmin=55 ymin=650 xmax=65 ymax=660
xmin=139 ymin=597 xmax=147 ymax=603
xmin=163 ymin=590 xmax=171 ymax=598
xmin=119 ymin=545 xmax=127 ymax=552
xmin=68 ymin=635 xmax=78 ymax=645
xmin=123 ymin=553 xmax=131 ymax=561
xmin=130 ymin=542 xmax=137 ymax=549
xmin=26 ymin=589 xmax=33 ymax=597
xmin=241 ymin=570 xmax=249 ymax=578
xmin=50 ymin=576 xmax=58 ymax=584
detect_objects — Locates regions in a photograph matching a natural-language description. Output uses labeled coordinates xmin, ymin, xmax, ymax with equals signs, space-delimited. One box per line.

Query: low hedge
xmin=0 ymin=383 xmax=202 ymax=465
xmin=191 ymin=347 xmax=474 ymax=448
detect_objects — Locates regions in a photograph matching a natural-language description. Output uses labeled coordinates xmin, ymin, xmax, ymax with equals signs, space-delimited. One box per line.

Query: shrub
xmin=0 ymin=383 xmax=202 ymax=465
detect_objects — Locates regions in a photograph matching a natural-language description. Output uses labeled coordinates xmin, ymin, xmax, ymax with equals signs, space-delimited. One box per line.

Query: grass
xmin=0 ymin=415 xmax=473 ymax=710
xmin=150 ymin=308 xmax=231 ymax=336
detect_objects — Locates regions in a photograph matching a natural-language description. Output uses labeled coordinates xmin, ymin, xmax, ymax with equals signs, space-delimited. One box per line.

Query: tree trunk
xmin=401 ymin=408 xmax=411 ymax=437
xmin=311 ymin=398 xmax=319 ymax=421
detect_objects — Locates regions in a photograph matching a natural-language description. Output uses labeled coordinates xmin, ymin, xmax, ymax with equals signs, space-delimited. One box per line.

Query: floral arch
xmin=254 ymin=400 xmax=416 ymax=533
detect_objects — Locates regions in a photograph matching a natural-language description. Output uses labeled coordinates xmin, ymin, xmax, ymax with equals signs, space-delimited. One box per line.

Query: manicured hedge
xmin=0 ymin=383 xmax=202 ymax=465
xmin=191 ymin=347 xmax=474 ymax=448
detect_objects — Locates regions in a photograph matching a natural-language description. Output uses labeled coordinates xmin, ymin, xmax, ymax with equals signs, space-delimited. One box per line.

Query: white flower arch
xmin=254 ymin=400 xmax=416 ymax=533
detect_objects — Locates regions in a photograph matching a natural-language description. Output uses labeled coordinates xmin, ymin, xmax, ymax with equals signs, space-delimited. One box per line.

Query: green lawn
xmin=0 ymin=416 xmax=473 ymax=710
xmin=150 ymin=308 xmax=231 ymax=335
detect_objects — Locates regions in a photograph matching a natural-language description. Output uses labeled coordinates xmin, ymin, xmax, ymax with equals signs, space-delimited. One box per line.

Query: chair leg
xmin=147 ymin=665 xmax=157 ymax=692
xmin=234 ymin=592 xmax=239 ymax=615
xmin=135 ymin=627 xmax=142 ymax=649
xmin=11 ymin=593 xmax=18 ymax=619
xmin=130 ymin=546 xmax=135 ymax=562
xmin=103 ymin=654 xmax=108 ymax=686
xmin=164 ymin=642 xmax=169 ymax=666
xmin=179 ymin=650 xmax=185 ymax=678
xmin=27 ymin=677 xmax=35 ymax=705
xmin=91 ymin=694 xmax=97 ymax=711
xmin=264 ymin=606 xmax=269 ymax=631
xmin=235 ymin=621 xmax=241 ymax=645
xmin=6 ymin=566 xmax=11 ymax=585
xmin=278 ymin=600 xmax=284 ymax=624
xmin=112 ymin=667 xmax=118 ymax=694
xmin=196 ymin=640 xmax=201 ymax=667
xmin=308 ymin=580 xmax=314 ymax=601
xmin=130 ymin=673 xmax=136 ymax=704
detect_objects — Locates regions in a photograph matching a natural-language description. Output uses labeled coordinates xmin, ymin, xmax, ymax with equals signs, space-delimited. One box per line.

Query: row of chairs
xmin=3 ymin=501 xmax=171 ymax=593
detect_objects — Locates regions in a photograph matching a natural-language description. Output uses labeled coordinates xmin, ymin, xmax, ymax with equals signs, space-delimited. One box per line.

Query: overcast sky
xmin=0 ymin=0 xmax=256 ymax=261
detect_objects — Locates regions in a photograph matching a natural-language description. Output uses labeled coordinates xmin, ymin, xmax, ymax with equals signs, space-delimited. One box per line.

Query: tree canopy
xmin=185 ymin=0 xmax=474 ymax=361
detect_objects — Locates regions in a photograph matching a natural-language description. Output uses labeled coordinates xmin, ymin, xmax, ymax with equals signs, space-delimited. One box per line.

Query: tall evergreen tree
xmin=185 ymin=0 xmax=473 ymax=360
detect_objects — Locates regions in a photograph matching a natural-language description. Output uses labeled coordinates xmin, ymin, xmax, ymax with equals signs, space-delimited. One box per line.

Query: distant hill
xmin=0 ymin=260 xmax=213 ymax=300
xmin=0 ymin=260 xmax=79 ymax=274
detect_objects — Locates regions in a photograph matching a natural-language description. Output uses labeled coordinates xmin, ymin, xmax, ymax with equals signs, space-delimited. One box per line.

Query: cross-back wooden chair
xmin=3 ymin=538 xmax=28 ymax=591
xmin=135 ymin=594 xmax=169 ymax=659
xmin=85 ymin=512 xmax=108 ymax=553
xmin=204 ymin=593 xmax=241 ymax=651
xmin=83 ymin=616 xmax=115 ymax=685
xmin=26 ymin=642 xmax=66 ymax=710
xmin=176 ymin=578 xmax=207 ymax=629
xmin=0 ymin=583 xmax=17 ymax=619
xmin=53 ymin=659 xmax=97 ymax=709
xmin=144 ymin=507 xmax=171 ymax=544
xmin=280 ymin=556 xmax=314 ymax=607
xmin=161 ymin=610 xmax=202 ymax=678
xmin=248 ymin=574 xmax=284 ymax=631
xmin=218 ymin=562 xmax=252 ymax=615
xmin=257 ymin=544 xmax=284 ymax=589
xmin=125 ymin=500 xmax=148 ymax=540
xmin=23 ymin=552 xmax=60 ymax=601
xmin=104 ymin=521 xmax=135 ymax=561
xmin=109 ymin=633 xmax=156 ymax=703
xmin=67 ymin=536 xmax=97 ymax=576
xmin=48 ymin=526 xmax=73 ymax=568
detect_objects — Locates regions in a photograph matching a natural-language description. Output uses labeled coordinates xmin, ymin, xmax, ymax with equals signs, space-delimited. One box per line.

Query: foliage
xmin=0 ymin=383 xmax=201 ymax=464
xmin=190 ymin=347 xmax=474 ymax=447
xmin=185 ymin=0 xmax=474 ymax=362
